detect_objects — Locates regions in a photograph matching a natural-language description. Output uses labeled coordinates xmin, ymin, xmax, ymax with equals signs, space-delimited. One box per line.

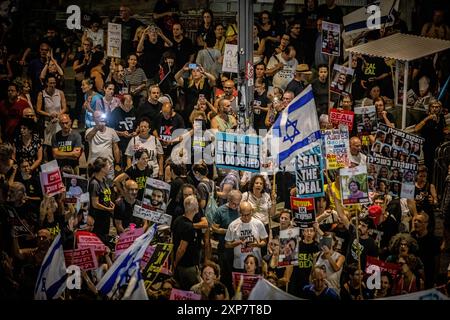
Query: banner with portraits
xmin=368 ymin=123 xmax=424 ymax=198
xmin=321 ymin=21 xmax=341 ymax=56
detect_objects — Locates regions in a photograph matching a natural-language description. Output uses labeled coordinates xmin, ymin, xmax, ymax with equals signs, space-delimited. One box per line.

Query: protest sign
xmin=330 ymin=64 xmax=354 ymax=96
xmin=63 ymin=173 xmax=88 ymax=203
xmin=114 ymin=227 xmax=144 ymax=257
xmin=222 ymin=43 xmax=238 ymax=73
xmin=365 ymin=256 xmax=401 ymax=279
xmin=290 ymin=197 xmax=316 ymax=228
xmin=133 ymin=204 xmax=172 ymax=226
xmin=329 ymin=108 xmax=354 ymax=131
xmin=294 ymin=145 xmax=324 ymax=198
xmin=323 ymin=127 xmax=351 ymax=169
xmin=340 ymin=165 xmax=369 ymax=205
xmin=39 ymin=160 xmax=65 ymax=197
xmin=142 ymin=178 xmax=170 ymax=213
xmin=64 ymin=247 xmax=98 ymax=271
xmin=143 ymin=243 xmax=173 ymax=287
xmin=232 ymin=272 xmax=261 ymax=300
xmin=369 ymin=123 xmax=423 ymax=198
xmin=278 ymin=227 xmax=300 ymax=267
xmin=354 ymin=105 xmax=377 ymax=138
xmin=107 ymin=23 xmax=121 ymax=58
xmin=215 ymin=132 xmax=261 ymax=172
xmin=321 ymin=21 xmax=340 ymax=56
xmin=76 ymin=231 xmax=107 ymax=255
xmin=169 ymin=288 xmax=201 ymax=301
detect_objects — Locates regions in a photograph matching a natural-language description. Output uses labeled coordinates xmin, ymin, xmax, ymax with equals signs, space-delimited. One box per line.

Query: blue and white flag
xmin=96 ymin=225 xmax=157 ymax=298
xmin=342 ymin=0 xmax=399 ymax=47
xmin=266 ymin=85 xmax=321 ymax=169
xmin=34 ymin=233 xmax=67 ymax=300
xmin=122 ymin=264 xmax=148 ymax=300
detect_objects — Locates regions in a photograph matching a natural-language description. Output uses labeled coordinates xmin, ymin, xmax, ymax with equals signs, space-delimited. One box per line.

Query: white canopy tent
xmin=346 ymin=33 xmax=450 ymax=129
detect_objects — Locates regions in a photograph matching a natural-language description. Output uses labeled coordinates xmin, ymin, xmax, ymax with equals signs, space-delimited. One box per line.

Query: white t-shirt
xmin=225 ymin=217 xmax=268 ymax=269
xmin=242 ymin=192 xmax=272 ymax=225
xmin=315 ymin=251 xmax=344 ymax=292
xmin=267 ymin=53 xmax=298 ymax=90
xmin=86 ymin=127 xmax=120 ymax=164
xmin=125 ymin=135 xmax=163 ymax=177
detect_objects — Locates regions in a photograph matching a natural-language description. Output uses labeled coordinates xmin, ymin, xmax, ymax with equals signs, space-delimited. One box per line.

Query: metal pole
xmin=402 ymin=61 xmax=409 ymax=129
xmin=237 ymin=0 xmax=254 ymax=132
xmin=395 ymin=60 xmax=399 ymax=107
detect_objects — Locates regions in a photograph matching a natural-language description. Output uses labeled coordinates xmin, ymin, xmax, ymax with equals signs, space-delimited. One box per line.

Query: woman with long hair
xmin=88 ymin=157 xmax=115 ymax=244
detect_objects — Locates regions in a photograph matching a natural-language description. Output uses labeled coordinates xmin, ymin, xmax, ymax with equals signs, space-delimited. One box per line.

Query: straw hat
xmin=296 ymin=64 xmax=312 ymax=74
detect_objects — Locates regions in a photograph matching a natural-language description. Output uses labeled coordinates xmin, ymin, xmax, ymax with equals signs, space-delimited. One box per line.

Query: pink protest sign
xmin=169 ymin=288 xmax=201 ymax=301
xmin=40 ymin=170 xmax=65 ymax=197
xmin=232 ymin=272 xmax=261 ymax=300
xmin=114 ymin=228 xmax=144 ymax=257
xmin=64 ymin=247 xmax=98 ymax=271
xmin=76 ymin=231 xmax=107 ymax=255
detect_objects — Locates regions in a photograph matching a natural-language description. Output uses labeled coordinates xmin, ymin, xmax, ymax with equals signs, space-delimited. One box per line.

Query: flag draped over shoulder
xmin=34 ymin=233 xmax=67 ymax=300
xmin=266 ymin=85 xmax=321 ymax=169
xmin=248 ymin=278 xmax=303 ymax=300
xmin=96 ymin=225 xmax=157 ymax=298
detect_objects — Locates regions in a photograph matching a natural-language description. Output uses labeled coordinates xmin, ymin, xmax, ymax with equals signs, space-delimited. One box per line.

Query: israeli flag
xmin=96 ymin=225 xmax=157 ymax=298
xmin=34 ymin=233 xmax=67 ymax=300
xmin=268 ymin=85 xmax=321 ymax=168
xmin=122 ymin=263 xmax=148 ymax=300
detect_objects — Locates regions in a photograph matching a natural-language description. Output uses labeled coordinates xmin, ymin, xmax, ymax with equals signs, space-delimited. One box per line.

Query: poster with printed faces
xmin=354 ymin=105 xmax=377 ymax=136
xmin=278 ymin=228 xmax=300 ymax=267
xmin=323 ymin=127 xmax=351 ymax=170
xmin=63 ymin=173 xmax=88 ymax=203
xmin=330 ymin=64 xmax=354 ymax=95
xmin=222 ymin=44 xmax=238 ymax=73
xmin=142 ymin=178 xmax=170 ymax=213
xmin=340 ymin=165 xmax=370 ymax=205
xmin=321 ymin=21 xmax=341 ymax=56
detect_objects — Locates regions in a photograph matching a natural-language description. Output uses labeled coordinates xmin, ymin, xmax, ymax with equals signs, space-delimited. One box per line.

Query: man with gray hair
xmin=172 ymin=195 xmax=201 ymax=290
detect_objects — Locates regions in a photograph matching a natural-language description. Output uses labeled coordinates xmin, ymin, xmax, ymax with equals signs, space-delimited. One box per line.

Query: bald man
xmin=349 ymin=136 xmax=367 ymax=167
xmin=52 ymin=114 xmax=83 ymax=171
xmin=113 ymin=179 xmax=143 ymax=234
xmin=225 ymin=201 xmax=268 ymax=271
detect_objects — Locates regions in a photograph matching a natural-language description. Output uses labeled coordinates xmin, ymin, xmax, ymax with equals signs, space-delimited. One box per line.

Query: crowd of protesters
xmin=1 ymin=0 xmax=450 ymax=300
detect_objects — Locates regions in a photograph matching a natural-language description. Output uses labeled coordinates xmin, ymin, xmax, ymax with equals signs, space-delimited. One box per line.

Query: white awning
xmin=345 ymin=33 xmax=450 ymax=61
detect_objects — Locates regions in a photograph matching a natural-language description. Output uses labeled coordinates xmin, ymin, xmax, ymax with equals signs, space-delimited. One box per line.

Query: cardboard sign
xmin=133 ymin=205 xmax=172 ymax=226
xmin=232 ymin=272 xmax=261 ymax=300
xmin=329 ymin=109 xmax=354 ymax=131
xmin=76 ymin=231 xmax=107 ymax=255
xmin=169 ymin=288 xmax=201 ymax=301
xmin=323 ymin=127 xmax=351 ymax=169
xmin=63 ymin=173 xmax=88 ymax=204
xmin=215 ymin=132 xmax=261 ymax=173
xmin=143 ymin=243 xmax=173 ymax=287
xmin=114 ymin=227 xmax=144 ymax=257
xmin=107 ymin=23 xmax=121 ymax=58
xmin=295 ymin=145 xmax=324 ymax=198
xmin=64 ymin=247 xmax=98 ymax=271
xmin=142 ymin=178 xmax=170 ymax=214
xmin=290 ymin=197 xmax=316 ymax=228
xmin=340 ymin=165 xmax=370 ymax=205
xmin=222 ymin=43 xmax=238 ymax=73
xmin=278 ymin=227 xmax=300 ymax=267
xmin=40 ymin=160 xmax=65 ymax=197
xmin=321 ymin=21 xmax=341 ymax=56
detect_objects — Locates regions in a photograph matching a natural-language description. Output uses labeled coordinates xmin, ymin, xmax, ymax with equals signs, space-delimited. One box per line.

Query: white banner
xmin=107 ymin=23 xmax=122 ymax=58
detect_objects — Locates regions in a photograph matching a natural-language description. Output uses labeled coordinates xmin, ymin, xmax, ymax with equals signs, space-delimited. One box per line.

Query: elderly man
xmin=349 ymin=136 xmax=367 ymax=168
xmin=225 ymin=201 xmax=268 ymax=272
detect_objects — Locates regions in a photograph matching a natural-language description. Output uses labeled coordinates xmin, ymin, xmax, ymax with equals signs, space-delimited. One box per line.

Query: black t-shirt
xmin=135 ymin=100 xmax=162 ymax=126
xmin=14 ymin=173 xmax=42 ymax=210
xmin=154 ymin=113 xmax=185 ymax=156
xmin=51 ymin=130 xmax=83 ymax=169
xmin=125 ymin=165 xmax=153 ymax=200
xmin=318 ymin=4 xmax=343 ymax=24
xmin=143 ymin=38 xmax=166 ymax=79
xmin=113 ymin=198 xmax=143 ymax=229
xmin=88 ymin=177 xmax=113 ymax=217
xmin=346 ymin=224 xmax=378 ymax=270
xmin=170 ymin=37 xmax=195 ymax=72
xmin=115 ymin=18 xmax=144 ymax=58
xmin=172 ymin=215 xmax=199 ymax=267
xmin=182 ymin=79 xmax=212 ymax=123
xmin=293 ymin=241 xmax=320 ymax=293
xmin=154 ymin=0 xmax=180 ymax=36
xmin=108 ymin=107 xmax=136 ymax=151
xmin=253 ymin=90 xmax=271 ymax=130
xmin=169 ymin=176 xmax=189 ymax=201
xmin=412 ymin=231 xmax=440 ymax=288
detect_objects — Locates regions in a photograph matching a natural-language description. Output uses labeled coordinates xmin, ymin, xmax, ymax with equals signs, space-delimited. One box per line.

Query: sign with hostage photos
xmin=330 ymin=64 xmax=354 ymax=96
xmin=354 ymin=105 xmax=377 ymax=136
xmin=278 ymin=227 xmax=300 ymax=267
xmin=339 ymin=165 xmax=370 ymax=205
xmin=369 ymin=123 xmax=424 ymax=198
xmin=142 ymin=178 xmax=170 ymax=214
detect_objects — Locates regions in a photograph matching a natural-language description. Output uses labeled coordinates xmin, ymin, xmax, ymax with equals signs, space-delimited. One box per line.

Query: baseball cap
xmin=368 ymin=205 xmax=383 ymax=225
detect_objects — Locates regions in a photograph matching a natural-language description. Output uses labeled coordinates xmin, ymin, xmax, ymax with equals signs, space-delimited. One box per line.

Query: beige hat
xmin=296 ymin=64 xmax=312 ymax=74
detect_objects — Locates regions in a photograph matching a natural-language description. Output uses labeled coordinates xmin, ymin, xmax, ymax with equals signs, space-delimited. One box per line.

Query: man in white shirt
xmin=266 ymin=46 xmax=298 ymax=91
xmin=225 ymin=201 xmax=268 ymax=271
xmin=349 ymin=136 xmax=367 ymax=168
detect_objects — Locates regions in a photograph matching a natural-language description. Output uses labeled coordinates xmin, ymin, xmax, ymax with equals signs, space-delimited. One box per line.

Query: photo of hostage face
xmin=151 ymin=188 xmax=164 ymax=208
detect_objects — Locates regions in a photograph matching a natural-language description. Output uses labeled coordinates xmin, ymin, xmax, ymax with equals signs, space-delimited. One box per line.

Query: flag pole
xmin=328 ymin=57 xmax=332 ymax=113
xmin=354 ymin=205 xmax=363 ymax=299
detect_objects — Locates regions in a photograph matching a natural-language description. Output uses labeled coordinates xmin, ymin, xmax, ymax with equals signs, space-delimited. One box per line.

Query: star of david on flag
xmin=264 ymin=85 xmax=321 ymax=169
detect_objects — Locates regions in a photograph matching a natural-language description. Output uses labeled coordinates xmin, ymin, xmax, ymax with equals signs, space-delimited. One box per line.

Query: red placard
xmin=329 ymin=108 xmax=354 ymax=131
xmin=64 ymin=247 xmax=98 ymax=271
